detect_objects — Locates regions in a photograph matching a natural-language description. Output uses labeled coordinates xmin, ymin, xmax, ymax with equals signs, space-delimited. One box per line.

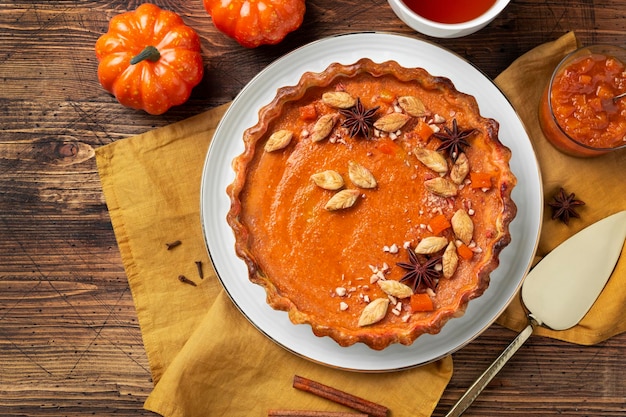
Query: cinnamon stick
xmin=293 ymin=375 xmax=389 ymax=417
xmin=268 ymin=411 xmax=367 ymax=417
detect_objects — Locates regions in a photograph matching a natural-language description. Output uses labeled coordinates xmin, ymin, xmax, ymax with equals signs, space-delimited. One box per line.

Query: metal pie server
xmin=445 ymin=210 xmax=626 ymax=417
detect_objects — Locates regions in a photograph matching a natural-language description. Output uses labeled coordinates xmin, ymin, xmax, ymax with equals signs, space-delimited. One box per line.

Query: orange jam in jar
xmin=539 ymin=45 xmax=626 ymax=157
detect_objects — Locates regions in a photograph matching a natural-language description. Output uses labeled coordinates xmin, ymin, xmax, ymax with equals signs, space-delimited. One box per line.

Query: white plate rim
xmin=200 ymin=32 xmax=543 ymax=372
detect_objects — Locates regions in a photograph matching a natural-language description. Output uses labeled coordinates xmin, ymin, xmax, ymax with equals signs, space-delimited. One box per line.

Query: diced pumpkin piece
xmin=470 ymin=172 xmax=493 ymax=189
xmin=410 ymin=293 xmax=435 ymax=312
xmin=416 ymin=120 xmax=434 ymax=141
xmin=457 ymin=243 xmax=474 ymax=260
xmin=428 ymin=214 xmax=451 ymax=235
xmin=299 ymin=104 xmax=317 ymax=121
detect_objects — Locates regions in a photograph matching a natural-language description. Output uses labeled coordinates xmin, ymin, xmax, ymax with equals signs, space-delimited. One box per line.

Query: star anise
xmin=548 ymin=187 xmax=585 ymax=225
xmin=339 ymin=98 xmax=379 ymax=139
xmin=396 ymin=247 xmax=441 ymax=292
xmin=433 ymin=118 xmax=476 ymax=161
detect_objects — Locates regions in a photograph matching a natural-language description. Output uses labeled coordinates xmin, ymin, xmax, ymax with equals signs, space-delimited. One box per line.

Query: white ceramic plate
xmin=200 ymin=32 xmax=542 ymax=372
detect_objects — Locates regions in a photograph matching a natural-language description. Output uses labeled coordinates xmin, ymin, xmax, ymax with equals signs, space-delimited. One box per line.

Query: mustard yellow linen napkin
xmin=494 ymin=31 xmax=626 ymax=344
xmin=96 ymin=104 xmax=452 ymax=417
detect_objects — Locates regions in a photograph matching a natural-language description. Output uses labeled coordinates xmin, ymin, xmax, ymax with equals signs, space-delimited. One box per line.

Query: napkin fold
xmin=493 ymin=31 xmax=626 ymax=344
xmin=96 ymin=31 xmax=625 ymax=417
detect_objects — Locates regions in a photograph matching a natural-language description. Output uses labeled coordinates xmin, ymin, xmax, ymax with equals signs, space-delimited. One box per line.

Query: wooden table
xmin=1 ymin=1 xmax=625 ymax=416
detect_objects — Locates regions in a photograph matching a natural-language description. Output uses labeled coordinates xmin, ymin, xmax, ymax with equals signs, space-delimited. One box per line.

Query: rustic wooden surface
xmin=1 ymin=1 xmax=625 ymax=416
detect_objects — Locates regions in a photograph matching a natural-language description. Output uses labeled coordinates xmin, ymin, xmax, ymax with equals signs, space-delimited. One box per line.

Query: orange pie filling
xmin=227 ymin=59 xmax=517 ymax=350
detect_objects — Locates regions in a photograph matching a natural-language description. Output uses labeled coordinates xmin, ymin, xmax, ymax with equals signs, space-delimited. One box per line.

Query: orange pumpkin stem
xmin=130 ymin=46 xmax=161 ymax=65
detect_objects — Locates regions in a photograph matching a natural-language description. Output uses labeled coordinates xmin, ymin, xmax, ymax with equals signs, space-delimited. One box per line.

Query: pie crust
xmin=227 ymin=58 xmax=517 ymax=350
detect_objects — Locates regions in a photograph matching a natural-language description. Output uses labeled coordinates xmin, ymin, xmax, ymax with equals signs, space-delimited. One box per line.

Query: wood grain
xmin=1 ymin=0 xmax=625 ymax=416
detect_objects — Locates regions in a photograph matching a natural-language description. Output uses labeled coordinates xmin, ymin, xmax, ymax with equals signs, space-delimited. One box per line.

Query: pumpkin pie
xmin=226 ymin=58 xmax=517 ymax=350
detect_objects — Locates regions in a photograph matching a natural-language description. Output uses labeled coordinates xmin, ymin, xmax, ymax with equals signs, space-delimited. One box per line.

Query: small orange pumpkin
xmin=95 ymin=4 xmax=204 ymax=115
xmin=203 ymin=0 xmax=306 ymax=48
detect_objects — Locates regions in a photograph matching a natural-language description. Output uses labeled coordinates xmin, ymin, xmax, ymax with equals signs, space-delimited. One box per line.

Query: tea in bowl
xmin=387 ymin=0 xmax=510 ymax=38
xmin=539 ymin=44 xmax=626 ymax=157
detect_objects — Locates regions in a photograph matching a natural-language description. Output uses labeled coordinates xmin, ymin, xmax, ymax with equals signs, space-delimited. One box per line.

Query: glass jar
xmin=538 ymin=44 xmax=626 ymax=157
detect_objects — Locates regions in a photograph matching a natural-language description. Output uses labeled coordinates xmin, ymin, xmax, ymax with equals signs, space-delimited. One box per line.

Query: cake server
xmin=445 ymin=209 xmax=626 ymax=417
